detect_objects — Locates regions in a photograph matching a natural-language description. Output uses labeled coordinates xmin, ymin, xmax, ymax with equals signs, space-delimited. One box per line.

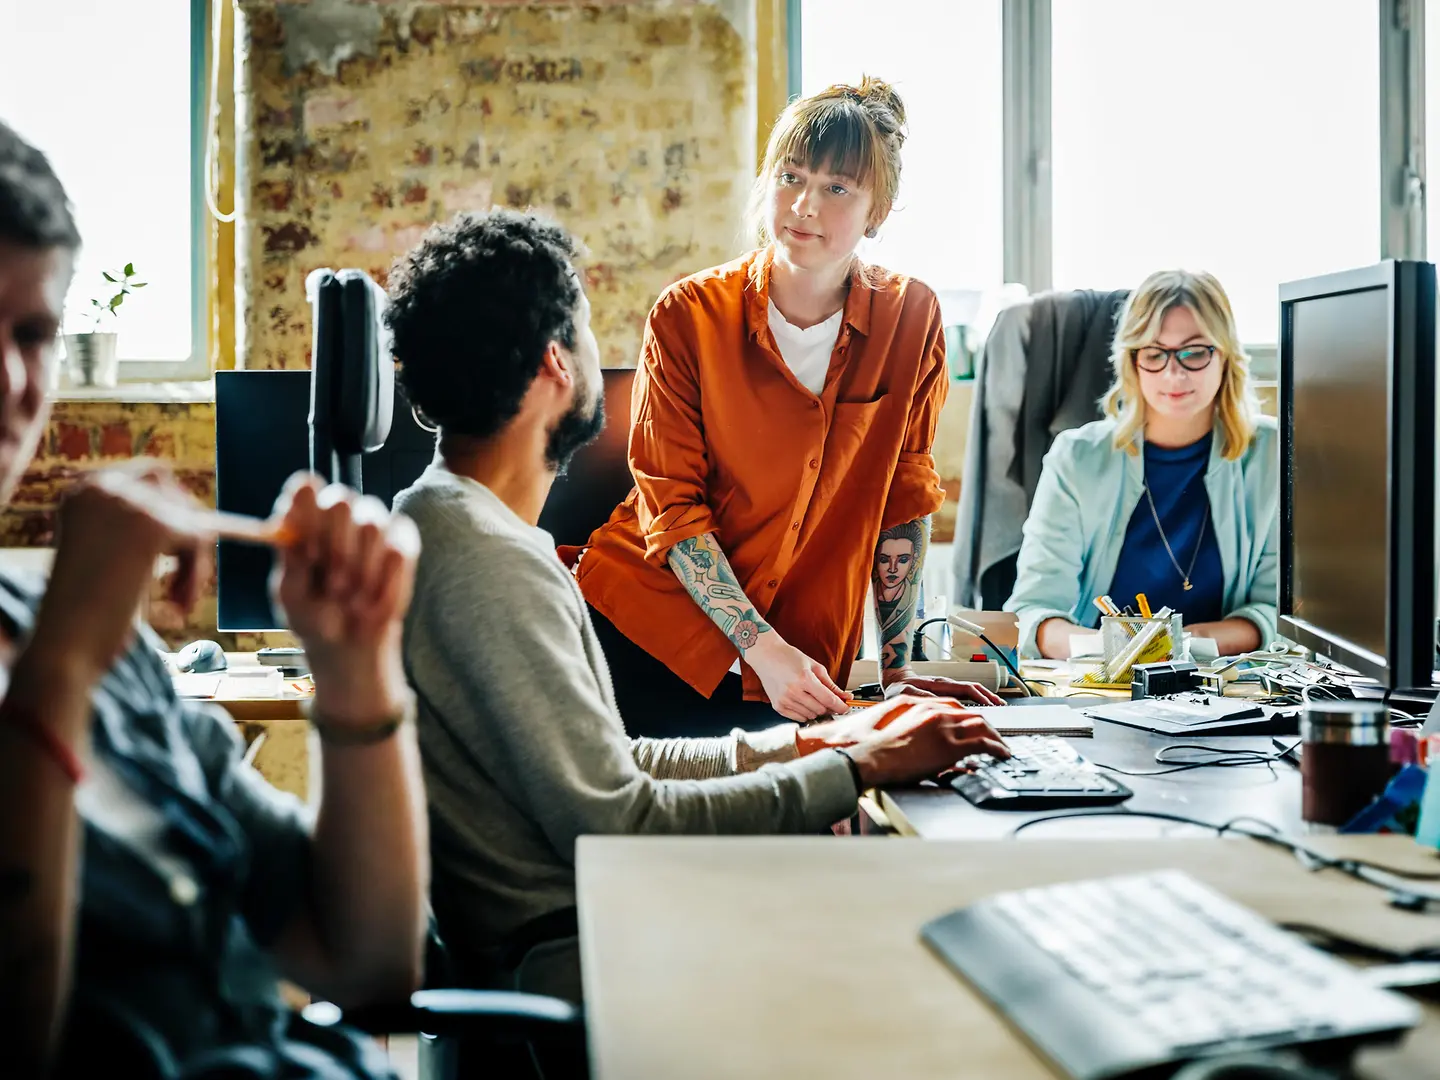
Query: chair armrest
xmin=305 ymin=988 xmax=583 ymax=1040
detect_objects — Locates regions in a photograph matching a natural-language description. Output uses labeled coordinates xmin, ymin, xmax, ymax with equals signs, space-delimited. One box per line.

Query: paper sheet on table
xmin=173 ymin=673 xmax=223 ymax=699
xmin=1069 ymin=633 xmax=1103 ymax=659
xmin=963 ymin=704 xmax=1095 ymax=738
xmin=217 ymin=669 xmax=284 ymax=699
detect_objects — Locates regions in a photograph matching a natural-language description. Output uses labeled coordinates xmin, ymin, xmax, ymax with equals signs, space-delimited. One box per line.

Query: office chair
xmin=307 ymin=268 xmax=395 ymax=491
xmin=307 ymin=920 xmax=586 ymax=1080
xmin=952 ymin=289 xmax=1128 ymax=609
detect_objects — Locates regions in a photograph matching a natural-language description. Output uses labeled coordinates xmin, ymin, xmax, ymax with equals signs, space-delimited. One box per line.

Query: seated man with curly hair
xmin=386 ymin=208 xmax=1009 ymax=1004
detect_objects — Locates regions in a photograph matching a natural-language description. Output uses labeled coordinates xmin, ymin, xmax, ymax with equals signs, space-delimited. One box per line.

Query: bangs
xmin=771 ymin=98 xmax=879 ymax=189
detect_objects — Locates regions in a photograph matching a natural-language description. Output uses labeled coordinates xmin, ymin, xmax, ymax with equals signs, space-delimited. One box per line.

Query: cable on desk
xmin=1008 ymin=810 xmax=1440 ymax=897
xmin=1091 ymin=742 xmax=1290 ymax=778
xmin=1277 ymin=923 xmax=1440 ymax=964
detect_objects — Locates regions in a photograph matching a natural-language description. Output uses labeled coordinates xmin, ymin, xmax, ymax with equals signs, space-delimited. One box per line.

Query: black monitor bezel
xmin=1277 ymin=259 xmax=1436 ymax=690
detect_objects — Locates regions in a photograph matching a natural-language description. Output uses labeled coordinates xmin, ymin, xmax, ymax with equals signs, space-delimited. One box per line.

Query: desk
xmin=878 ymin=721 xmax=1302 ymax=840
xmin=172 ymin=652 xmax=313 ymax=800
xmin=577 ymin=835 xmax=1440 ymax=1080
xmin=878 ymin=660 xmax=1300 ymax=839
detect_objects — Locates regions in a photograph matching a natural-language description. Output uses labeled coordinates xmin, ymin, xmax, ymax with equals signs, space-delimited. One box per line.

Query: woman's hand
xmin=30 ymin=463 xmax=208 ymax=682
xmin=881 ymin=669 xmax=1005 ymax=706
xmin=744 ymin=632 xmax=850 ymax=722
xmin=269 ymin=476 xmax=420 ymax=724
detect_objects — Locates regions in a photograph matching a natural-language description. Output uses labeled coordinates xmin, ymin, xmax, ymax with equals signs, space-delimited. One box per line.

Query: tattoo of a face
xmin=872 ymin=517 xmax=930 ymax=671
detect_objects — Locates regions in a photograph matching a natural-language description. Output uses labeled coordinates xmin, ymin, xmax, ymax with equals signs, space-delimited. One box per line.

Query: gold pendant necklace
xmin=1144 ymin=484 xmax=1208 ymax=592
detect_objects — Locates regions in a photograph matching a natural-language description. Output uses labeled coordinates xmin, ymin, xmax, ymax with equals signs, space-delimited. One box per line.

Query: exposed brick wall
xmin=0 ymin=401 xmax=293 ymax=651
xmin=235 ymin=0 xmax=756 ymax=371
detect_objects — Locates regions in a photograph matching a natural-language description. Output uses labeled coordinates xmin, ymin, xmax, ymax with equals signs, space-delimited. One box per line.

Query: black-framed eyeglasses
xmin=1133 ymin=344 xmax=1217 ymax=373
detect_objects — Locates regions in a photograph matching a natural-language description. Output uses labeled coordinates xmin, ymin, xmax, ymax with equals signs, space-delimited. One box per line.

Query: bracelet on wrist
xmin=2 ymin=707 xmax=85 ymax=785
xmin=834 ymin=747 xmax=865 ymax=795
xmin=308 ymin=694 xmax=415 ymax=747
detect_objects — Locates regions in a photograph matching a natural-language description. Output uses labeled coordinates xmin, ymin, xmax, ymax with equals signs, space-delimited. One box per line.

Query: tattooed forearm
xmin=668 ymin=533 xmax=773 ymax=654
xmin=872 ymin=516 xmax=930 ymax=671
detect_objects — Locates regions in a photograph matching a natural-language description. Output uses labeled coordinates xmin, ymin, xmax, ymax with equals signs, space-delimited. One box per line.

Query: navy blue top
xmin=1104 ymin=434 xmax=1224 ymax=626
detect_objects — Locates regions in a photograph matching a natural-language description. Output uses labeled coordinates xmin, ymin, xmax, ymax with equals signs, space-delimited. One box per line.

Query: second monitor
xmin=1278 ymin=259 xmax=1436 ymax=691
xmin=214 ymin=368 xmax=636 ymax=632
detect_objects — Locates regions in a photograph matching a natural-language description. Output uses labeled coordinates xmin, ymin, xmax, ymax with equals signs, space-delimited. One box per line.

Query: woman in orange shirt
xmin=577 ymin=78 xmax=1002 ymax=737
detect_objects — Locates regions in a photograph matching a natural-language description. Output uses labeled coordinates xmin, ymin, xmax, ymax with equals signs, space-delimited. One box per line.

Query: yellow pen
xmin=1136 ymin=593 xmax=1153 ymax=619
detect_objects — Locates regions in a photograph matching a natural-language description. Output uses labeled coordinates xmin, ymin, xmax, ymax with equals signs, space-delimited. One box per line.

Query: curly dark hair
xmin=0 ymin=120 xmax=80 ymax=251
xmin=386 ymin=209 xmax=583 ymax=439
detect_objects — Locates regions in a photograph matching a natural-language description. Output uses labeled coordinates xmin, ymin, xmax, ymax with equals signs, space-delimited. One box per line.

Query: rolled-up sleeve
xmin=881 ymin=298 xmax=949 ymax=530
xmin=630 ymin=297 xmax=718 ymax=566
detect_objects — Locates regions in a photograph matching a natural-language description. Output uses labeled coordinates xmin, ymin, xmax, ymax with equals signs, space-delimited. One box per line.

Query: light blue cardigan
xmin=1005 ymin=416 xmax=1280 ymax=658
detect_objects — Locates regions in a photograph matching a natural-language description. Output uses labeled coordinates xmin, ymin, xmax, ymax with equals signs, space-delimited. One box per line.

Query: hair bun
xmin=854 ymin=76 xmax=907 ymax=128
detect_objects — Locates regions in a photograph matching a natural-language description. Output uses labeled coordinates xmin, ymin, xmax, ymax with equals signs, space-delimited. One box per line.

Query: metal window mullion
xmin=1003 ymin=0 xmax=1051 ymax=291
xmin=1381 ymin=0 xmax=1426 ymax=261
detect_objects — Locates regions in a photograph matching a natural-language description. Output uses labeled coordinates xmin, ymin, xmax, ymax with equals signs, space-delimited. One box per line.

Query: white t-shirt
xmin=767 ymin=300 xmax=843 ymax=395
xmin=726 ymin=301 xmax=845 ymax=676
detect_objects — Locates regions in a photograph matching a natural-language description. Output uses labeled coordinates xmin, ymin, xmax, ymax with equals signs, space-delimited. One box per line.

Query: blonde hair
xmin=1102 ymin=269 xmax=1259 ymax=460
xmin=745 ymin=76 xmax=906 ymax=256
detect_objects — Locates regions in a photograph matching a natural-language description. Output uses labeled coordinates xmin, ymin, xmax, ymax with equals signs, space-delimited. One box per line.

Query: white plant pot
xmin=62 ymin=332 xmax=120 ymax=388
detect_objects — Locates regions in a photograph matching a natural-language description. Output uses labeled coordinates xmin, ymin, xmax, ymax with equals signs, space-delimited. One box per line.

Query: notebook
xmin=962 ymin=704 xmax=1094 ymax=738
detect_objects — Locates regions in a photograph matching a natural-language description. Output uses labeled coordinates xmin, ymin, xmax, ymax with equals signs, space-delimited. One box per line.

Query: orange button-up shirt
xmin=576 ymin=248 xmax=948 ymax=701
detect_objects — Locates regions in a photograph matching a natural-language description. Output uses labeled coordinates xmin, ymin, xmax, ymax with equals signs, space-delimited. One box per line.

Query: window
xmin=1050 ymin=0 xmax=1380 ymax=345
xmin=799 ymin=0 xmax=1003 ymax=317
xmin=0 ymin=0 xmax=206 ymax=376
xmin=1426 ymin=6 xmax=1440 ymax=261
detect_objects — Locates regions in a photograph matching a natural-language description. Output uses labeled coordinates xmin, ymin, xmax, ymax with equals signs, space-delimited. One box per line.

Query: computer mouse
xmin=175 ymin=640 xmax=227 ymax=674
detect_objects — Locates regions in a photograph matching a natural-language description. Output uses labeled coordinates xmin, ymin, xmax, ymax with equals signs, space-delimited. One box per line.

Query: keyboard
xmin=949 ymin=735 xmax=1132 ymax=809
xmin=922 ymin=870 xmax=1420 ymax=1080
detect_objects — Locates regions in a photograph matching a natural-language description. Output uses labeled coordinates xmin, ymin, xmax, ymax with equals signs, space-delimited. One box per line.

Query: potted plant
xmin=63 ymin=262 xmax=146 ymax=388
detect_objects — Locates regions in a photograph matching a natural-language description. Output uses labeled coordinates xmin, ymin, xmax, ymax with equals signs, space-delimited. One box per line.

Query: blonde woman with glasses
xmin=1006 ymin=270 xmax=1278 ymax=659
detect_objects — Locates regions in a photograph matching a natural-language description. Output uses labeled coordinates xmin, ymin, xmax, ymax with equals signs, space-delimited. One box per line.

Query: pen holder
xmin=1098 ymin=614 xmax=1183 ymax=686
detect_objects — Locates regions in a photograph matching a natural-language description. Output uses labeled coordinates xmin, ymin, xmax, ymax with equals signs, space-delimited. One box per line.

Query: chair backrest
xmin=951 ymin=288 xmax=1128 ymax=609
xmin=307 ymin=268 xmax=394 ymax=491
xmin=537 ymin=368 xmax=636 ymax=547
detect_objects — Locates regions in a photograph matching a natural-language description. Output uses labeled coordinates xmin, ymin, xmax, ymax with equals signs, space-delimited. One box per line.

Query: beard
xmin=545 ymin=383 xmax=606 ymax=475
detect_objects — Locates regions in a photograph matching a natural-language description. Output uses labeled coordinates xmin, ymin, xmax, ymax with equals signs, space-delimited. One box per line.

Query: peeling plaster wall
xmin=236 ymin=0 xmax=757 ymax=371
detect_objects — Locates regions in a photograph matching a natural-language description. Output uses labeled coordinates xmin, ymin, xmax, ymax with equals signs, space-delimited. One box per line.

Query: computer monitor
xmin=214 ymin=367 xmax=637 ymax=631
xmin=215 ymin=370 xmax=435 ymax=632
xmin=1277 ymin=260 xmax=1436 ymax=690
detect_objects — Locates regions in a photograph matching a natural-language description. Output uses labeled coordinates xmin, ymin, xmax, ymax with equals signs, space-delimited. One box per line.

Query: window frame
xmin=792 ymin=0 xmax=1428 ymax=377
xmin=100 ymin=0 xmax=211 ymax=383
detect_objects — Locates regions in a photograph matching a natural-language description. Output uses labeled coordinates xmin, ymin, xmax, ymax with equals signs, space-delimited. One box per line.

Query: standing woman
xmin=575 ymin=77 xmax=1001 ymax=737
xmin=1006 ymin=270 xmax=1279 ymax=660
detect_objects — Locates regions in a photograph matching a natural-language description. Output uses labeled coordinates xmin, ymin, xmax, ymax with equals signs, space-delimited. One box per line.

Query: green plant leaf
xmin=102 ymin=271 xmax=117 ymax=282
xmin=132 ymin=282 xmax=148 ymax=287
xmin=123 ymin=262 xmax=134 ymax=276
xmin=110 ymin=294 xmax=124 ymax=310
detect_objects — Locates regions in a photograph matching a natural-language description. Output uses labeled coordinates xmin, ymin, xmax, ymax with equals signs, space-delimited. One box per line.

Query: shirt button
xmin=791 ymin=521 xmax=800 ymax=531
xmin=170 ymin=874 xmax=199 ymax=906
xmin=767 ymin=579 xmax=778 ymax=589
xmin=809 ymin=459 xmax=819 ymax=469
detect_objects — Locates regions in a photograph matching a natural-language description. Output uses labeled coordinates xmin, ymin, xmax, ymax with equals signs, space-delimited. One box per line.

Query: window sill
xmin=54 ymin=380 xmax=215 ymax=404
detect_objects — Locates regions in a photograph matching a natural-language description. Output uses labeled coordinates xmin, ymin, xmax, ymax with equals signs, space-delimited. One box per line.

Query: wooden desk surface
xmin=173 ymin=652 xmax=312 ymax=723
xmin=577 ymin=835 xmax=1440 ymax=1080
